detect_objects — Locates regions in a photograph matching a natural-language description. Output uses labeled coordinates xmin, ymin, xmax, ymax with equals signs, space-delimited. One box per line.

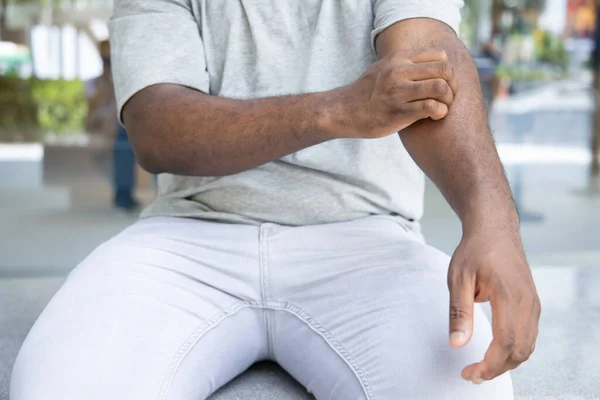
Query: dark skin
xmin=376 ymin=19 xmax=541 ymax=384
xmin=123 ymin=17 xmax=541 ymax=384
xmin=123 ymin=54 xmax=454 ymax=176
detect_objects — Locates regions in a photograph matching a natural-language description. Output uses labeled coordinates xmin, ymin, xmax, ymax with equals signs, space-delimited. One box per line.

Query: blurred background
xmin=0 ymin=0 xmax=599 ymax=399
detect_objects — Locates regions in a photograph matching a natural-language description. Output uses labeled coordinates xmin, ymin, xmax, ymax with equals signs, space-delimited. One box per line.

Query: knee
xmin=11 ymin=339 xmax=89 ymax=400
xmin=10 ymin=339 xmax=43 ymax=400
xmin=10 ymin=330 xmax=74 ymax=400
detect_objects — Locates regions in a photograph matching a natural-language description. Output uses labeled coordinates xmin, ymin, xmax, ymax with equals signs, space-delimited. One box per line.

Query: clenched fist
xmin=332 ymin=49 xmax=458 ymax=139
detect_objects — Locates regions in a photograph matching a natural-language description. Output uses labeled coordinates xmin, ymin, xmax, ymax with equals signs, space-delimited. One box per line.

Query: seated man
xmin=11 ymin=0 xmax=540 ymax=399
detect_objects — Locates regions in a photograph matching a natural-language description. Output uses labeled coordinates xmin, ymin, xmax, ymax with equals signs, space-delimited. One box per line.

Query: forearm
xmin=123 ymin=84 xmax=336 ymax=176
xmin=377 ymin=19 xmax=519 ymax=234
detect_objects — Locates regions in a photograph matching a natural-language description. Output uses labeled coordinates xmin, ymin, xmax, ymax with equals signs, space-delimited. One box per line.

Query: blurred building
xmin=0 ymin=0 xmax=112 ymax=80
xmin=462 ymin=0 xmax=575 ymax=51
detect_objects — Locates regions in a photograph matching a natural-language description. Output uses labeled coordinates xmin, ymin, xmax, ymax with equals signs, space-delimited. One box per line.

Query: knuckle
xmin=447 ymin=270 xmax=458 ymax=287
xmin=534 ymin=296 xmax=542 ymax=317
xmin=422 ymin=99 xmax=438 ymax=113
xmin=480 ymin=369 xmax=498 ymax=381
xmin=438 ymin=49 xmax=449 ymax=60
xmin=438 ymin=61 xmax=450 ymax=78
xmin=447 ymin=265 xmax=469 ymax=287
xmin=510 ymin=348 xmax=531 ymax=364
xmin=432 ymin=78 xmax=448 ymax=94
xmin=483 ymin=369 xmax=505 ymax=381
xmin=449 ymin=305 xmax=469 ymax=320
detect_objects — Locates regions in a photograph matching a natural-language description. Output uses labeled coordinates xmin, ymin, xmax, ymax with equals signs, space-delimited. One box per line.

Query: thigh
xmin=267 ymin=218 xmax=513 ymax=400
xmin=11 ymin=218 xmax=266 ymax=400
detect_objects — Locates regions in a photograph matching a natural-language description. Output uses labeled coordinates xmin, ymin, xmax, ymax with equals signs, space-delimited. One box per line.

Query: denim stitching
xmin=156 ymin=301 xmax=251 ymax=400
xmin=260 ymin=225 xmax=274 ymax=357
xmin=157 ymin=300 xmax=375 ymax=400
xmin=263 ymin=301 xmax=375 ymax=400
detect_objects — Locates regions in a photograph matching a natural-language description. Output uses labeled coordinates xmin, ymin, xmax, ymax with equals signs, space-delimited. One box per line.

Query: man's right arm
xmin=123 ymin=84 xmax=338 ymax=176
xmin=123 ymin=48 xmax=457 ymax=176
xmin=112 ymin=0 xmax=457 ymax=177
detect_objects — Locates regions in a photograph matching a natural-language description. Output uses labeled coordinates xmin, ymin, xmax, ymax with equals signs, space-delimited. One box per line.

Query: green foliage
xmin=535 ymin=30 xmax=570 ymax=69
xmin=32 ymin=78 xmax=87 ymax=134
xmin=0 ymin=76 xmax=38 ymax=140
xmin=0 ymin=77 xmax=87 ymax=142
xmin=582 ymin=57 xmax=592 ymax=70
xmin=495 ymin=0 xmax=546 ymax=9
xmin=521 ymin=0 xmax=546 ymax=9
xmin=495 ymin=65 xmax=547 ymax=81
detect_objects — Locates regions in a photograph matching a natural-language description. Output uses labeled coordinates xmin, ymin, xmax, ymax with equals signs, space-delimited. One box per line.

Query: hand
xmin=333 ymin=49 xmax=458 ymax=139
xmin=447 ymin=229 xmax=541 ymax=384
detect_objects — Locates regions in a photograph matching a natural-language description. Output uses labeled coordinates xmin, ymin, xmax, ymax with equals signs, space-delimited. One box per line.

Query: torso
xmin=144 ymin=0 xmax=425 ymax=228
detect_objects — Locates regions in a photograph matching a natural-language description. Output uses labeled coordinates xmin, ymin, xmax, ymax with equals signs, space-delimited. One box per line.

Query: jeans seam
xmin=156 ymin=300 xmax=374 ymax=400
xmin=156 ymin=301 xmax=251 ymax=400
xmin=264 ymin=301 xmax=375 ymax=400
xmin=259 ymin=224 xmax=273 ymax=357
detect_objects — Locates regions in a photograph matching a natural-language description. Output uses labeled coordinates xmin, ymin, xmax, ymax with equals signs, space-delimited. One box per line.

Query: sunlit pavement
xmin=1 ymin=82 xmax=599 ymax=399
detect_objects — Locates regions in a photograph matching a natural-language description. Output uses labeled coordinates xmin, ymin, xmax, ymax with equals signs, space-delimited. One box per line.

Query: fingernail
xmin=450 ymin=331 xmax=466 ymax=344
xmin=472 ymin=378 xmax=484 ymax=385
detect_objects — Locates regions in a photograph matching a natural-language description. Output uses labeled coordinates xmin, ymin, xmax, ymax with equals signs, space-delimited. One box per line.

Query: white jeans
xmin=11 ymin=216 xmax=513 ymax=400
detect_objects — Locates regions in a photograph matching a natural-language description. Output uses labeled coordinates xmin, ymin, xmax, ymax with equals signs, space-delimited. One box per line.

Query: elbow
xmin=128 ymin=128 xmax=218 ymax=177
xmin=126 ymin=127 xmax=168 ymax=175
xmin=126 ymin=122 xmax=238 ymax=178
xmin=135 ymin=148 xmax=233 ymax=177
xmin=135 ymin=148 xmax=166 ymax=175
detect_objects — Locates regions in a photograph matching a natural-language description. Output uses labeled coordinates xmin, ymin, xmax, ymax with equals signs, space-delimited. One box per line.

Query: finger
xmin=505 ymin=295 xmax=540 ymax=370
xmin=447 ymin=266 xmax=475 ymax=348
xmin=389 ymin=49 xmax=449 ymax=65
xmin=402 ymin=99 xmax=448 ymax=122
xmin=527 ymin=299 xmax=541 ymax=355
xmin=405 ymin=79 xmax=454 ymax=106
xmin=471 ymin=287 xmax=540 ymax=384
xmin=470 ymin=337 xmax=512 ymax=382
xmin=472 ymin=292 xmax=518 ymax=382
xmin=461 ymin=362 xmax=480 ymax=382
xmin=403 ymin=49 xmax=449 ymax=63
xmin=405 ymin=62 xmax=458 ymax=94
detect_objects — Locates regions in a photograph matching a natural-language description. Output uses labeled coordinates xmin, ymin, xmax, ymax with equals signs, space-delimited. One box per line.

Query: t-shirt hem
xmin=140 ymin=200 xmax=423 ymax=233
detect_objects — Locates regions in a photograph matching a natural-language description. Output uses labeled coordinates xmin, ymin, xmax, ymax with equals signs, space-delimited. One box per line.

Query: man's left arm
xmin=376 ymin=18 xmax=541 ymax=384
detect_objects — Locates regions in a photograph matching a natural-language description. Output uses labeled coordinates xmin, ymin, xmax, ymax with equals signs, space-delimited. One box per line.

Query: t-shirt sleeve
xmin=109 ymin=0 xmax=210 ymax=122
xmin=371 ymin=0 xmax=464 ymax=52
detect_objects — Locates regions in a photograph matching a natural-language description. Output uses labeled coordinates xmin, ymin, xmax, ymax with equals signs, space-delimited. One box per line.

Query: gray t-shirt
xmin=109 ymin=0 xmax=462 ymax=227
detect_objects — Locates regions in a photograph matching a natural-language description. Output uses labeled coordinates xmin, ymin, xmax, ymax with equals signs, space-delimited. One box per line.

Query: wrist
xmin=460 ymin=203 xmax=521 ymax=238
xmin=314 ymin=87 xmax=355 ymax=140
